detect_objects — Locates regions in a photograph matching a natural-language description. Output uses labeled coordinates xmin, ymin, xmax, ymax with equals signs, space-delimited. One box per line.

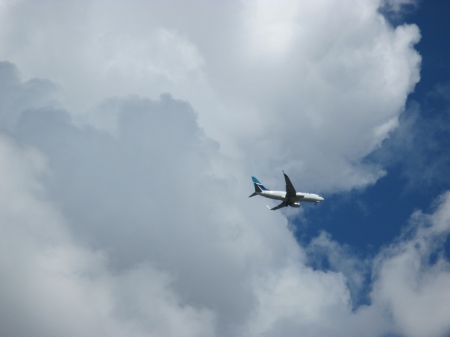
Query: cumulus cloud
xmin=2 ymin=57 xmax=449 ymax=337
xmin=372 ymin=192 xmax=450 ymax=337
xmin=0 ymin=0 xmax=421 ymax=192
xmin=0 ymin=1 xmax=446 ymax=337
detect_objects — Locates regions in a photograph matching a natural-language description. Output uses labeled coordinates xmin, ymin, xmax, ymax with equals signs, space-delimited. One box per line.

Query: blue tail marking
xmin=251 ymin=176 xmax=269 ymax=191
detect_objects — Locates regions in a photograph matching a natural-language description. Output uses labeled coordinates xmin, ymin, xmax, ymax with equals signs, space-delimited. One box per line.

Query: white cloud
xmin=3 ymin=56 xmax=449 ymax=337
xmin=0 ymin=0 xmax=421 ymax=193
xmin=305 ymin=231 xmax=370 ymax=304
xmin=372 ymin=192 xmax=450 ymax=337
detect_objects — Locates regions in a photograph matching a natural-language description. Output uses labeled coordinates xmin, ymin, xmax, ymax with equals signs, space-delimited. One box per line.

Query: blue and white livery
xmin=249 ymin=171 xmax=324 ymax=210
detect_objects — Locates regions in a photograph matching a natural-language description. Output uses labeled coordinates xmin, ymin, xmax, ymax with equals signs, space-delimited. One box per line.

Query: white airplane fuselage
xmin=257 ymin=190 xmax=324 ymax=203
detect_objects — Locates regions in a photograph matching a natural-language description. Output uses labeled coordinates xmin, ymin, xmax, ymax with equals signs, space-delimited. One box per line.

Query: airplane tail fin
xmin=249 ymin=176 xmax=269 ymax=197
xmin=251 ymin=177 xmax=270 ymax=191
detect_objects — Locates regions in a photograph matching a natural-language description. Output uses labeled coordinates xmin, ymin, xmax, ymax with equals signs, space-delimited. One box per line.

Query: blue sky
xmin=0 ymin=1 xmax=450 ymax=336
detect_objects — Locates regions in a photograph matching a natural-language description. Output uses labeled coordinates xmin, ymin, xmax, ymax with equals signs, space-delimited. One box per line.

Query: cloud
xmin=0 ymin=0 xmax=421 ymax=193
xmin=305 ymin=231 xmax=371 ymax=307
xmin=372 ymin=191 xmax=450 ymax=337
xmin=2 ymin=56 xmax=449 ymax=336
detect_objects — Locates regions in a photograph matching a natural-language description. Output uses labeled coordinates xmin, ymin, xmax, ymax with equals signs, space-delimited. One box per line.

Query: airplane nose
xmin=319 ymin=197 xmax=324 ymax=201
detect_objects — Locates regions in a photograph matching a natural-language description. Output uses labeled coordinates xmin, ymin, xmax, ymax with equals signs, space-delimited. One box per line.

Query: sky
xmin=0 ymin=0 xmax=449 ymax=337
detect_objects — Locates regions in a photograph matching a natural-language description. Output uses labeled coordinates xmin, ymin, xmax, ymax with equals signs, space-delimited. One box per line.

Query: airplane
xmin=249 ymin=171 xmax=324 ymax=210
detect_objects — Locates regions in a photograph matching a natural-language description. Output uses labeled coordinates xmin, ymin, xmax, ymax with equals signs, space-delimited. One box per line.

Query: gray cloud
xmin=0 ymin=63 xmax=220 ymax=337
xmin=0 ymin=61 xmax=60 ymax=131
xmin=0 ymin=61 xmax=305 ymax=335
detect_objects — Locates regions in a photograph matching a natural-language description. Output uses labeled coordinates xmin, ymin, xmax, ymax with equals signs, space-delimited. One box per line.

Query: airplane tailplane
xmin=249 ymin=182 xmax=262 ymax=197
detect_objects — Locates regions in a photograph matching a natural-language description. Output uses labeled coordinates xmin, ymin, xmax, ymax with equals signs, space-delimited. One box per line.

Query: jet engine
xmin=290 ymin=202 xmax=301 ymax=208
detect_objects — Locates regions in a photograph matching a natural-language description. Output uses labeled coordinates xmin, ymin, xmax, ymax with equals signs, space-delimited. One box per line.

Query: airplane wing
xmin=267 ymin=201 xmax=287 ymax=211
xmin=283 ymin=171 xmax=297 ymax=199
